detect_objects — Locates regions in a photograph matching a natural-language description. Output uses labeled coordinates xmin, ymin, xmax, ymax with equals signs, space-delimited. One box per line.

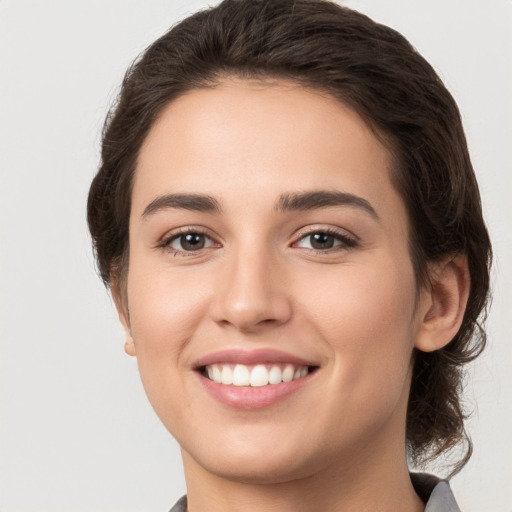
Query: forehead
xmin=133 ymin=78 xmax=404 ymax=226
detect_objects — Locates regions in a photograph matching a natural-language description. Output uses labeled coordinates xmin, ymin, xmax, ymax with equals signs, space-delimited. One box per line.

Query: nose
xmin=210 ymin=246 xmax=293 ymax=333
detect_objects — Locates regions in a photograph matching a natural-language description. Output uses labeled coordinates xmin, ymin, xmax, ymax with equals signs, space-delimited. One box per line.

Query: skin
xmin=114 ymin=78 xmax=469 ymax=512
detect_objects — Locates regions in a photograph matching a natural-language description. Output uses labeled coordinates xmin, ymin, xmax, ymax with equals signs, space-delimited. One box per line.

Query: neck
xmin=181 ymin=436 xmax=424 ymax=512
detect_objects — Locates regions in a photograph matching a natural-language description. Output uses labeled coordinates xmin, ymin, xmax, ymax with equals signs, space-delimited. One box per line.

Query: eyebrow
xmin=276 ymin=190 xmax=379 ymax=220
xmin=141 ymin=190 xmax=379 ymax=220
xmin=142 ymin=193 xmax=222 ymax=218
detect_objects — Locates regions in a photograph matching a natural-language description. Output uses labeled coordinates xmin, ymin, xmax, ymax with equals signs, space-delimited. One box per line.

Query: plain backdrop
xmin=1 ymin=1 xmax=511 ymax=511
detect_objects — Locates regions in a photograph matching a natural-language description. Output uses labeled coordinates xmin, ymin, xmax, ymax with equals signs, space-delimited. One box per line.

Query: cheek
xmin=301 ymin=255 xmax=417 ymax=341
xmin=124 ymin=265 xmax=209 ymax=427
xmin=299 ymin=259 xmax=418 ymax=416
xmin=125 ymin=257 xmax=210 ymax=375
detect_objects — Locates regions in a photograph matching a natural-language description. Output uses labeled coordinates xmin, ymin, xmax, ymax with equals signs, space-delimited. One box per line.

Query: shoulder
xmin=411 ymin=472 xmax=461 ymax=512
xmin=168 ymin=495 xmax=187 ymax=512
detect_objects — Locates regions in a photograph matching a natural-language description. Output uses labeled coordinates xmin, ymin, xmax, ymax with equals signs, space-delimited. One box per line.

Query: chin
xmin=182 ymin=434 xmax=332 ymax=485
xmin=207 ymin=458 xmax=319 ymax=485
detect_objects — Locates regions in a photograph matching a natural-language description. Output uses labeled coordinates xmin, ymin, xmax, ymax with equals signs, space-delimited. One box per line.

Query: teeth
xmin=233 ymin=364 xmax=250 ymax=386
xmin=250 ymin=365 xmax=269 ymax=387
xmin=206 ymin=363 xmax=310 ymax=386
xmin=268 ymin=365 xmax=282 ymax=384
xmin=282 ymin=364 xmax=294 ymax=383
xmin=212 ymin=365 xmax=222 ymax=383
xmin=221 ymin=365 xmax=233 ymax=385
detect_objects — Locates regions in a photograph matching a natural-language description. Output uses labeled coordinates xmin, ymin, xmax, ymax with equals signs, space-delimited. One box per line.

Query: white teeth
xmin=206 ymin=363 xmax=311 ymax=386
xmin=250 ymin=365 xmax=269 ymax=387
xmin=221 ymin=365 xmax=233 ymax=385
xmin=268 ymin=365 xmax=282 ymax=384
xmin=232 ymin=364 xmax=250 ymax=386
xmin=212 ymin=365 xmax=222 ymax=383
xmin=282 ymin=364 xmax=294 ymax=383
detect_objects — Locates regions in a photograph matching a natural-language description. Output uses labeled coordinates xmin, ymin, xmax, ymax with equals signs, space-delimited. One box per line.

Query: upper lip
xmin=193 ymin=348 xmax=320 ymax=369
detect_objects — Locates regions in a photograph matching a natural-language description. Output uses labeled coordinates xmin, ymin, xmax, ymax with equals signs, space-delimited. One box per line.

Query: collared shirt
xmin=168 ymin=473 xmax=461 ymax=512
xmin=410 ymin=473 xmax=461 ymax=512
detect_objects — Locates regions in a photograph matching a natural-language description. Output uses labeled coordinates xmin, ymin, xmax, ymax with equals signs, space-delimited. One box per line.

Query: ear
xmin=414 ymin=255 xmax=470 ymax=353
xmin=111 ymin=279 xmax=136 ymax=357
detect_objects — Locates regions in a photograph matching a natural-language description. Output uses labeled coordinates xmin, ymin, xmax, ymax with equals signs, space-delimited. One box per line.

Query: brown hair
xmin=87 ymin=0 xmax=492 ymax=474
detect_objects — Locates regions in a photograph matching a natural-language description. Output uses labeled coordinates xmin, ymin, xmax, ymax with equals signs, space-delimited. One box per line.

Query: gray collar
xmin=410 ymin=472 xmax=461 ymax=512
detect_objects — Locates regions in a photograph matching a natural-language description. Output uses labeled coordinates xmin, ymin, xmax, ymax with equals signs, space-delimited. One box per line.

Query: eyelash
xmin=160 ymin=227 xmax=218 ymax=256
xmin=160 ymin=227 xmax=358 ymax=256
xmin=292 ymin=227 xmax=358 ymax=252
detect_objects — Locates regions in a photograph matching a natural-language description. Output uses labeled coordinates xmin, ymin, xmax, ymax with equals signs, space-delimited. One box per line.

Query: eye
xmin=165 ymin=231 xmax=216 ymax=252
xmin=294 ymin=230 xmax=356 ymax=251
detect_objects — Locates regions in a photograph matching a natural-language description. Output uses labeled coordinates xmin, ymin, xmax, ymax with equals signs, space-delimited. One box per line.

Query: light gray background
xmin=1 ymin=1 xmax=511 ymax=511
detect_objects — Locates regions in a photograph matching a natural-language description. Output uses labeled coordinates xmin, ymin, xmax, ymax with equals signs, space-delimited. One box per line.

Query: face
xmin=121 ymin=79 xmax=426 ymax=483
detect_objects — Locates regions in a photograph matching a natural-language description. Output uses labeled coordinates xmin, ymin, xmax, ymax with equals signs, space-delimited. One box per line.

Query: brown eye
xmin=309 ymin=232 xmax=335 ymax=249
xmin=295 ymin=230 xmax=357 ymax=251
xmin=181 ymin=233 xmax=205 ymax=250
xmin=168 ymin=232 xmax=213 ymax=251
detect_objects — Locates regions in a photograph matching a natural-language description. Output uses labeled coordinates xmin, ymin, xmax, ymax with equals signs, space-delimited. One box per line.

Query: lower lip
xmin=197 ymin=372 xmax=315 ymax=410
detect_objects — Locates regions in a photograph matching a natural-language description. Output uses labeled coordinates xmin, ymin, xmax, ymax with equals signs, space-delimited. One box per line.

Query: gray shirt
xmin=168 ymin=473 xmax=461 ymax=512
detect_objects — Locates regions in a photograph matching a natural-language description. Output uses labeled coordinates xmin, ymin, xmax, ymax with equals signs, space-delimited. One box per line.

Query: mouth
xmin=193 ymin=349 xmax=320 ymax=409
xmin=201 ymin=362 xmax=316 ymax=387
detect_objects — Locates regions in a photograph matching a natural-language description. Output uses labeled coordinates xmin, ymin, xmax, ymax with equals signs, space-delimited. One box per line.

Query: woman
xmin=87 ymin=1 xmax=491 ymax=510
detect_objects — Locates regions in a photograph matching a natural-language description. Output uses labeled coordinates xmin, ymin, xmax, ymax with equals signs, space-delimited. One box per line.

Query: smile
xmin=205 ymin=363 xmax=311 ymax=387
xmin=194 ymin=349 xmax=320 ymax=409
